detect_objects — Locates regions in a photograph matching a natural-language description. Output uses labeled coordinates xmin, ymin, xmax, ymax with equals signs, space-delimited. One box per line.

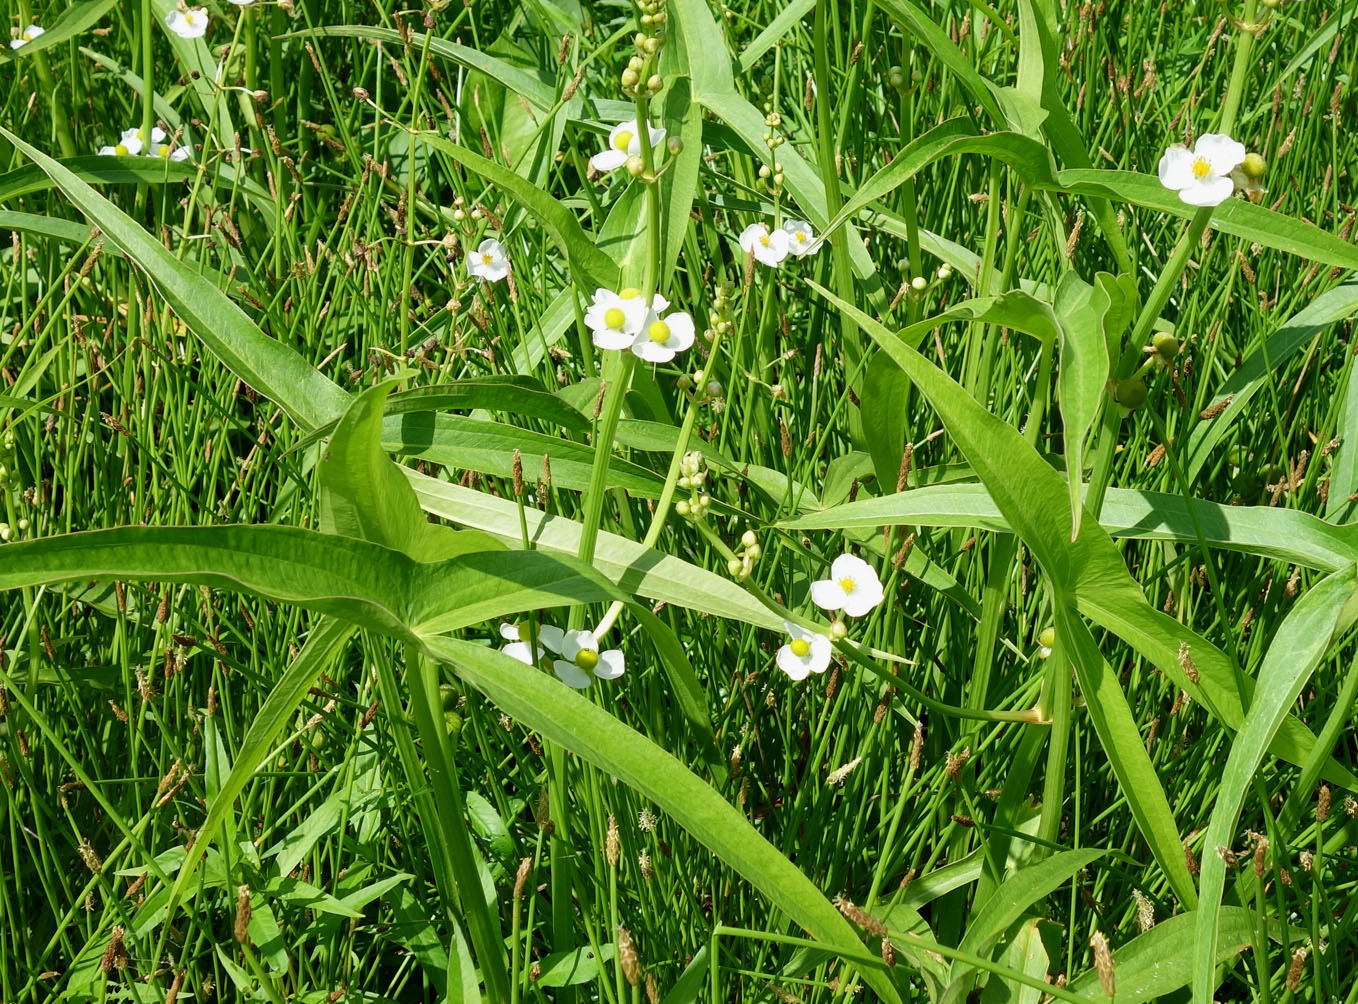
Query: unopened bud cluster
xmin=702 ymin=283 xmax=735 ymax=344
xmin=726 ymin=529 xmax=762 ymax=580
xmin=621 ymin=0 xmax=668 ymax=97
xmin=674 ymin=451 xmax=711 ymax=520
xmin=759 ymin=109 xmax=786 ymax=192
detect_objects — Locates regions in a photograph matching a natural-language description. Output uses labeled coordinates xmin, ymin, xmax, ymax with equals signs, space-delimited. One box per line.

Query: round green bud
xmin=829 ymin=619 xmax=848 ymax=640
xmin=887 ymin=65 xmax=905 ymax=90
xmin=745 ymin=543 xmax=762 ymax=561
xmin=741 ymin=529 xmax=759 ymax=548
xmin=625 ymin=155 xmax=646 ymax=177
xmin=1038 ymin=626 xmax=1056 ymax=649
xmin=646 ymin=74 xmax=663 ymax=93
xmin=936 ymin=264 xmax=952 ymax=280
xmin=675 ymin=499 xmax=690 ymax=516
xmin=666 ymin=136 xmax=683 ymax=155
xmin=1151 ymin=331 xmax=1179 ymax=360
xmin=727 ymin=557 xmax=743 ymax=576
xmin=621 ymin=67 xmax=639 ymax=88
xmin=1114 ymin=377 xmax=1148 ymax=411
xmin=911 ymin=276 xmax=928 ymax=292
xmin=574 ymin=648 xmax=599 ymax=671
xmin=1241 ymin=152 xmax=1267 ymax=179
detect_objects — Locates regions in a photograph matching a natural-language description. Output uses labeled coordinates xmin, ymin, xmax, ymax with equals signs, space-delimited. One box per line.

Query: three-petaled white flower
xmin=782 ymin=220 xmax=817 ymax=257
xmin=589 ymin=118 xmax=666 ymax=173
xmin=776 ymin=621 xmax=832 ymax=681
xmin=500 ymin=621 xmax=566 ymax=665
xmin=99 ymin=126 xmax=172 ymax=158
xmin=810 ymin=553 xmax=884 ymax=618
xmin=165 ymin=7 xmax=209 ymax=38
xmin=466 ymin=238 xmax=509 ymax=283
xmin=553 ymin=629 xmax=625 ymax=689
xmin=585 ymin=287 xmax=650 ymax=349
xmin=227 ymin=0 xmax=255 ymax=6
xmin=10 ymin=23 xmax=44 ymax=48
xmin=1157 ymin=133 xmax=1247 ymax=208
xmin=739 ymin=223 xmax=790 ymax=267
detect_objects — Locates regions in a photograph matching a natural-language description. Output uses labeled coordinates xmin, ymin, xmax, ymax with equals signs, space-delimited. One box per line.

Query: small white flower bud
xmin=727 ymin=557 xmax=743 ymax=576
xmin=911 ymin=276 xmax=928 ymax=292
xmin=829 ymin=619 xmax=848 ymax=640
xmin=625 ymin=155 xmax=646 ymax=176
xmin=741 ymin=530 xmax=758 ymax=548
xmin=936 ymin=264 xmax=952 ymax=280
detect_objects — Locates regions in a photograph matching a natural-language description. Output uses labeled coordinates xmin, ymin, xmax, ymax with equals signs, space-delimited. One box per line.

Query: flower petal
xmin=776 ymin=645 xmax=813 ymax=681
xmin=810 ymin=579 xmax=846 ymax=611
xmin=1178 ymin=175 xmax=1235 ymax=207
xmin=807 ymin=635 xmax=833 ymax=674
xmin=594 ymin=650 xmax=626 ymax=680
xmin=499 ymin=622 xmax=521 ymax=641
xmin=590 ymin=149 xmax=629 ymax=173
xmin=502 ymin=642 xmax=536 ymax=665
xmin=553 ymin=660 xmax=593 ymax=689
xmin=537 ymin=625 xmax=565 ymax=654
xmin=631 ymin=339 xmax=676 ymax=364
xmin=1195 ymin=133 xmax=1246 ymax=176
xmin=1157 ymin=145 xmax=1196 ymax=191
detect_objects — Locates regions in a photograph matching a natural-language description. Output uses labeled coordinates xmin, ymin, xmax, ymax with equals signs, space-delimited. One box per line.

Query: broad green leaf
xmin=424 ymin=636 xmax=905 ymax=1004
xmin=416 ymin=131 xmax=619 ymax=292
xmin=782 ymin=482 xmax=1358 ymax=573
xmin=384 ymin=411 xmax=667 ymax=496
xmin=1055 ymin=605 xmax=1196 ymax=905
xmin=1067 ymin=908 xmax=1257 ymax=1002
xmin=534 ymin=945 xmax=616 ymax=987
xmin=874 ymin=0 xmax=1005 ymax=125
xmin=1186 ymin=279 xmax=1358 ymax=484
xmin=1 ymin=0 xmax=118 ymax=59
xmin=292 ymin=375 xmax=590 ymax=454
xmin=739 ymin=0 xmax=814 ymax=70
xmin=1052 ymin=272 xmax=1113 ymax=537
xmin=0 ymin=155 xmax=276 ymax=220
xmin=1191 ymin=568 xmax=1358 ymax=1004
xmin=979 ymin=919 xmax=1050 ymax=1004
xmin=656 ymin=74 xmax=703 ymax=289
xmin=1055 ymin=168 xmax=1358 ymax=271
xmin=862 ymin=352 xmax=912 ymax=492
xmin=0 ymin=130 xmax=348 ymax=432
xmin=0 ymin=211 xmax=96 ymax=246
xmin=803 ymin=279 xmax=1358 ymax=790
xmin=405 ymin=471 xmax=783 ymax=631
xmin=952 ymin=849 xmax=1105 ymax=978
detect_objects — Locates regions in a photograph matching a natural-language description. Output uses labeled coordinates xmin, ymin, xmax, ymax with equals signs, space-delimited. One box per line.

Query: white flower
xmin=781 ymin=220 xmax=817 ymax=258
xmin=584 ymin=287 xmax=650 ymax=350
xmin=776 ymin=621 xmax=832 ymax=681
xmin=466 ymin=238 xmax=509 ymax=282
xmin=148 ymin=143 xmax=192 ymax=161
xmin=10 ymin=23 xmax=44 ymax=48
xmin=589 ymin=118 xmax=666 ymax=173
xmin=632 ymin=307 xmax=695 ymax=364
xmin=500 ymin=621 xmax=565 ymax=665
xmin=123 ymin=126 xmax=166 ymax=149
xmin=227 ymin=0 xmax=254 ymax=5
xmin=1157 ymin=133 xmax=1247 ymax=208
xmin=553 ymin=629 xmax=625 ymax=689
xmin=810 ymin=553 xmax=884 ymax=618
xmin=739 ymin=223 xmax=790 ymax=267
xmin=165 ymin=7 xmax=209 ymax=38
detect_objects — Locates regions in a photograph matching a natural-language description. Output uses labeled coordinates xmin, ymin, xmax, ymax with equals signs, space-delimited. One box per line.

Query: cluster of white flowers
xmin=165 ymin=7 xmax=210 ymax=38
xmin=1157 ymin=133 xmax=1247 ymax=207
xmin=10 ymin=23 xmax=43 ymax=48
xmin=776 ymin=554 xmax=884 ymax=681
xmin=500 ymin=621 xmax=625 ymax=689
xmin=97 ymin=126 xmax=190 ymax=161
xmin=465 ymin=238 xmax=510 ymax=283
xmin=585 ymin=288 xmax=694 ymax=363
xmin=739 ymin=220 xmax=817 ymax=267
xmin=589 ymin=118 xmax=666 ymax=174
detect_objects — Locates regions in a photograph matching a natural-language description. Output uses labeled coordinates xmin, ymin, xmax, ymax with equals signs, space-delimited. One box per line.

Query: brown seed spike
xmin=617 ymin=926 xmax=641 ymax=987
xmin=1318 ymin=784 xmax=1332 ymax=823
xmin=100 ymin=926 xmax=129 ymax=974
xmin=1091 ymin=931 xmax=1114 ymax=998
xmin=513 ymin=857 xmax=532 ymax=900
xmin=1286 ymin=946 xmax=1307 ymax=990
xmin=234 ymin=885 xmax=252 ymax=944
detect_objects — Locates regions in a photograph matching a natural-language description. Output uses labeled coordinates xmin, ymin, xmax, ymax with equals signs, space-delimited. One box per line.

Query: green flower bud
xmin=741 ymin=529 xmax=759 ymax=548
xmin=1241 ymin=152 xmax=1266 ymax=179
xmin=829 ymin=619 xmax=848 ymax=640
xmin=1113 ymin=377 xmax=1148 ymax=411
xmin=727 ymin=557 xmax=743 ymax=576
xmin=1151 ymin=331 xmax=1179 ymax=361
xmin=666 ymin=136 xmax=683 ymax=155
xmin=887 ymin=65 xmax=905 ymax=90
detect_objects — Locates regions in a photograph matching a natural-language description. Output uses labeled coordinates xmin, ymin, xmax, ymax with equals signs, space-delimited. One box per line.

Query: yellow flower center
xmin=758 ymin=234 xmax=771 ymax=247
xmin=114 ymin=144 xmax=129 ymax=156
xmin=1191 ymin=156 xmax=1212 ymax=179
xmin=574 ymin=648 xmax=599 ymax=671
xmin=613 ymin=129 xmax=634 ymax=152
xmin=481 ymin=253 xmax=494 ymax=265
xmin=794 ymin=232 xmax=807 ymax=243
xmin=789 ymin=638 xmax=811 ymax=658
xmin=619 ymin=287 xmax=641 ymax=299
xmin=604 ymin=307 xmax=626 ymax=329
xmin=158 ymin=145 xmax=172 ymax=159
xmin=647 ymin=320 xmax=671 ymax=344
xmin=838 ymin=577 xmax=856 ymax=593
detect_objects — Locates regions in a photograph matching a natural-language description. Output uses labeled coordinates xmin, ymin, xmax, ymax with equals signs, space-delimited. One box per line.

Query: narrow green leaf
xmin=1052 ymin=272 xmax=1113 ymax=537
xmin=1 ymin=0 xmax=118 ymax=59
xmin=1191 ymin=569 xmax=1358 ymax=1004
